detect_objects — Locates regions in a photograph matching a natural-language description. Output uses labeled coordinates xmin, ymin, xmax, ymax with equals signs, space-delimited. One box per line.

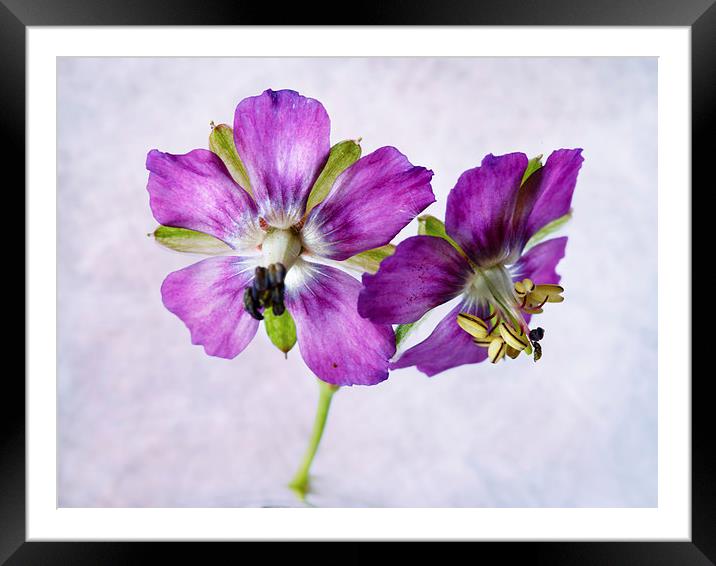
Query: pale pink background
xmin=58 ymin=57 xmax=657 ymax=507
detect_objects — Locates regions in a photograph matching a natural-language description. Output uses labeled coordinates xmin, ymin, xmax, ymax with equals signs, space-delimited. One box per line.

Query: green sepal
xmin=153 ymin=225 xmax=232 ymax=255
xmin=264 ymin=306 xmax=297 ymax=356
xmin=523 ymin=211 xmax=573 ymax=251
xmin=521 ymin=154 xmax=543 ymax=186
xmin=305 ymin=139 xmax=362 ymax=214
xmin=395 ymin=312 xmax=429 ymax=349
xmin=417 ymin=215 xmax=465 ymax=255
xmin=395 ymin=322 xmax=416 ymax=348
xmin=209 ymin=123 xmax=252 ymax=195
xmin=342 ymin=244 xmax=395 ymax=274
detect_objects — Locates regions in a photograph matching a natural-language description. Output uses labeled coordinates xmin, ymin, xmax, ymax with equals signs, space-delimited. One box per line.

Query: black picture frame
xmin=4 ymin=1 xmax=706 ymax=563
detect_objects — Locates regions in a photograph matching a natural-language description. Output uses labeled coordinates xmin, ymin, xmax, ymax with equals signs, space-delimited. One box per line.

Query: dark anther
xmin=267 ymin=264 xmax=277 ymax=287
xmin=271 ymin=285 xmax=286 ymax=315
xmin=529 ymin=327 xmax=545 ymax=342
xmin=274 ymin=263 xmax=287 ymax=284
xmin=243 ymin=287 xmax=264 ymax=321
xmin=267 ymin=262 xmax=287 ymax=287
xmin=533 ymin=342 xmax=542 ymax=362
xmin=254 ymin=266 xmax=269 ymax=292
xmin=271 ymin=284 xmax=284 ymax=303
xmin=250 ymin=285 xmax=261 ymax=303
xmin=243 ymin=287 xmax=253 ymax=310
xmin=244 ymin=263 xmax=288 ymax=319
xmin=272 ymin=301 xmax=286 ymax=316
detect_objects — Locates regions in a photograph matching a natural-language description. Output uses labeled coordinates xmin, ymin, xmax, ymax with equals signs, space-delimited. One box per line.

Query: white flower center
xmin=464 ymin=264 xmax=518 ymax=319
xmin=261 ymin=228 xmax=302 ymax=271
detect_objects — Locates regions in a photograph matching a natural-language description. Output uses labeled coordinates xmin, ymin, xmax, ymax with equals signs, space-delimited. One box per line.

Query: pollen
xmin=456 ymin=313 xmax=489 ymax=338
xmin=515 ymin=278 xmax=564 ymax=314
xmin=456 ymin=277 xmax=563 ymax=364
xmin=488 ymin=337 xmax=507 ymax=363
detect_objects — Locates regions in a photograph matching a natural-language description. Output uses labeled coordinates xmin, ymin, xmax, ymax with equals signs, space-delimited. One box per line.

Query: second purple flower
xmin=358 ymin=150 xmax=584 ymax=376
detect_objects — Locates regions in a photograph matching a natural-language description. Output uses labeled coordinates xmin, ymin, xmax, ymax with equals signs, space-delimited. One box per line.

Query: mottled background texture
xmin=58 ymin=57 xmax=657 ymax=507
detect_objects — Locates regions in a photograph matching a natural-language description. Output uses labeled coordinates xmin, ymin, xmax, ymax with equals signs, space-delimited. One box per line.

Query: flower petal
xmin=391 ymin=301 xmax=489 ymax=377
xmin=511 ymin=149 xmax=583 ymax=252
xmin=161 ymin=256 xmax=259 ymax=359
xmin=146 ymin=149 xmax=261 ymax=250
xmin=358 ymin=236 xmax=470 ymax=324
xmin=284 ymin=260 xmax=395 ymax=386
xmin=233 ymin=89 xmax=330 ymax=227
xmin=511 ymin=236 xmax=568 ymax=286
xmin=301 ymin=146 xmax=435 ymax=260
xmin=445 ymin=152 xmax=528 ymax=266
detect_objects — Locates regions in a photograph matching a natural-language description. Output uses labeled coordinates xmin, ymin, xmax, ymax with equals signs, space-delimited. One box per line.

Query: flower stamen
xmin=455 ymin=276 xmax=563 ymax=364
xmin=244 ymin=263 xmax=287 ymax=320
xmin=528 ymin=327 xmax=545 ymax=362
xmin=488 ymin=337 xmax=507 ymax=363
xmin=528 ymin=327 xmax=545 ymax=342
xmin=456 ymin=313 xmax=489 ymax=339
xmin=498 ymin=321 xmax=529 ymax=351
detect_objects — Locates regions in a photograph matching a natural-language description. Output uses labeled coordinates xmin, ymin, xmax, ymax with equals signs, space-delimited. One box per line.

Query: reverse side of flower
xmin=358 ymin=149 xmax=583 ymax=376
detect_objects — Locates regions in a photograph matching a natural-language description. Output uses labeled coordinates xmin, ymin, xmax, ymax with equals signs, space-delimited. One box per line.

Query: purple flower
xmin=358 ymin=150 xmax=584 ymax=376
xmin=147 ymin=89 xmax=435 ymax=386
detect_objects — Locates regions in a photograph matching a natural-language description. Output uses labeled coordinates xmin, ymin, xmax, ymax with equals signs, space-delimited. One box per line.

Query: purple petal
xmin=445 ymin=152 xmax=528 ymax=266
xmin=285 ymin=261 xmax=395 ymax=386
xmin=512 ymin=149 xmax=584 ymax=251
xmin=511 ymin=237 xmax=567 ymax=285
xmin=301 ymin=146 xmax=434 ymax=260
xmin=161 ymin=256 xmax=259 ymax=359
xmin=391 ymin=301 xmax=489 ymax=377
xmin=358 ymin=235 xmax=470 ymax=324
xmin=233 ymin=89 xmax=330 ymax=226
xmin=147 ymin=149 xmax=260 ymax=249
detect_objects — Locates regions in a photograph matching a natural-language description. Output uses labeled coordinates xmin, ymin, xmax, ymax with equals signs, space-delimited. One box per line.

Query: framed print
xmin=6 ymin=0 xmax=708 ymax=563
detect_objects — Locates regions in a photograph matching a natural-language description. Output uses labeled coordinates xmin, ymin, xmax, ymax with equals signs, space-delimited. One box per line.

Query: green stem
xmin=288 ymin=379 xmax=338 ymax=501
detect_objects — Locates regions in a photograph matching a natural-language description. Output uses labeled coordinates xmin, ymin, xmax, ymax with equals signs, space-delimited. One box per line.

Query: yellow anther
xmin=532 ymin=284 xmax=564 ymax=303
xmin=488 ymin=337 xmax=507 ymax=363
xmin=516 ymin=281 xmax=565 ymax=317
xmin=457 ymin=313 xmax=489 ymax=339
xmin=498 ymin=322 xmax=529 ymax=350
xmin=473 ymin=336 xmax=493 ymax=347
xmin=506 ymin=346 xmax=521 ymax=359
xmin=536 ymin=283 xmax=563 ymax=293
xmin=514 ymin=278 xmax=535 ymax=296
xmin=473 ymin=323 xmax=500 ymax=348
xmin=460 ymin=313 xmax=527 ymax=364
